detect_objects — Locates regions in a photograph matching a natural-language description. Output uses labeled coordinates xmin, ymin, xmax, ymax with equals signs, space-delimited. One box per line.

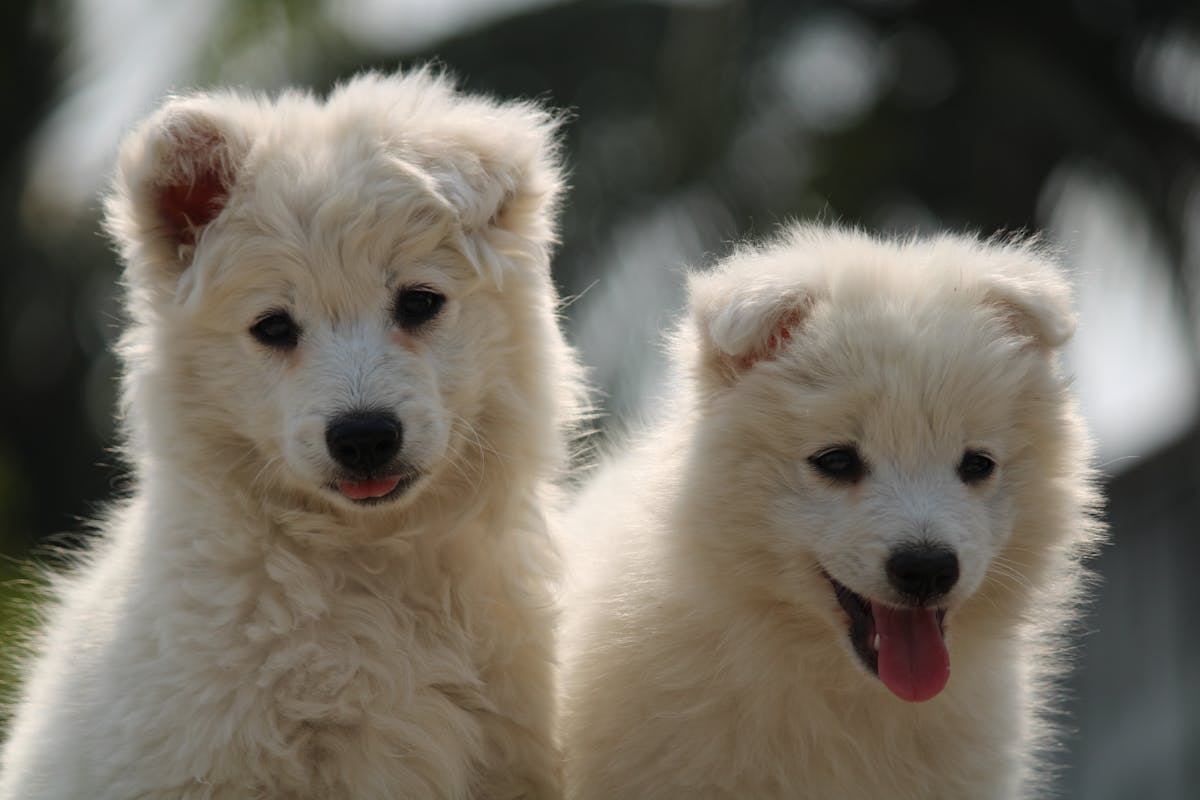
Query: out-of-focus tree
xmin=0 ymin=0 xmax=76 ymax=557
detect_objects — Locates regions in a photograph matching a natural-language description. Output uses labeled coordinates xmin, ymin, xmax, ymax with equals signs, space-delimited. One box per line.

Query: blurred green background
xmin=2 ymin=0 xmax=1198 ymax=796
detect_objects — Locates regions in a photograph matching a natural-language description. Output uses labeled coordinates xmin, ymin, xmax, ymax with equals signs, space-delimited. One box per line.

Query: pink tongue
xmin=873 ymin=603 xmax=950 ymax=702
xmin=336 ymin=476 xmax=401 ymax=501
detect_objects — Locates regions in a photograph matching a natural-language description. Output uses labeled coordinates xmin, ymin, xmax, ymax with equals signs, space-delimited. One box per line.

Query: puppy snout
xmin=885 ymin=544 xmax=959 ymax=605
xmin=326 ymin=412 xmax=403 ymax=472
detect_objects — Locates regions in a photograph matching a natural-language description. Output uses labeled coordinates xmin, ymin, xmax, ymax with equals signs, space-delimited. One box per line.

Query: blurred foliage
xmin=0 ymin=557 xmax=47 ymax=733
xmin=0 ymin=0 xmax=86 ymax=558
xmin=1 ymin=0 xmax=1198 ymax=794
xmin=2 ymin=0 xmax=1198 ymax=553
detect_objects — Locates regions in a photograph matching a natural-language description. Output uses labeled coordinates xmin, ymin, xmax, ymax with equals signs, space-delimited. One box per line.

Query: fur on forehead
xmin=687 ymin=224 xmax=1077 ymax=388
xmin=104 ymin=68 xmax=566 ymax=311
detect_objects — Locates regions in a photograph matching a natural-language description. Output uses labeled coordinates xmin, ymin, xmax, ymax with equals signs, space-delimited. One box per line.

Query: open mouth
xmin=332 ymin=472 xmax=418 ymax=504
xmin=826 ymin=572 xmax=950 ymax=703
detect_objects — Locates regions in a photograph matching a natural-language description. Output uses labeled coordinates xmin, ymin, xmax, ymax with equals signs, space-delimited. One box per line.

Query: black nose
xmin=325 ymin=412 xmax=403 ymax=472
xmin=886 ymin=544 xmax=959 ymax=604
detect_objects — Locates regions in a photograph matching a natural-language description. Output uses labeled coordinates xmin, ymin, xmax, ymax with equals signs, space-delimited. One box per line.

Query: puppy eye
xmin=808 ymin=446 xmax=866 ymax=484
xmin=393 ymin=287 xmax=445 ymax=330
xmin=958 ymin=450 xmax=996 ymax=484
xmin=250 ymin=311 xmax=300 ymax=350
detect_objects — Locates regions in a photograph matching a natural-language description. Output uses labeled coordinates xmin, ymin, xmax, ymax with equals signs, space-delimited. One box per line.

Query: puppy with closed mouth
xmin=560 ymin=225 xmax=1104 ymax=799
xmin=0 ymin=70 xmax=582 ymax=799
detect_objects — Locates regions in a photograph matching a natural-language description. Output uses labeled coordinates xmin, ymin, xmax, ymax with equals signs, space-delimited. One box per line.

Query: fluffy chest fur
xmin=30 ymin=492 xmax=546 ymax=799
xmin=564 ymin=529 xmax=1023 ymax=800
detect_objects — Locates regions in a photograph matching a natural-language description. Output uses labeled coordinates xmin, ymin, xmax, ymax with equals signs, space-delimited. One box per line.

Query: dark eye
xmin=250 ymin=311 xmax=300 ymax=350
xmin=808 ymin=446 xmax=867 ymax=484
xmin=393 ymin=287 xmax=445 ymax=330
xmin=958 ymin=450 xmax=996 ymax=484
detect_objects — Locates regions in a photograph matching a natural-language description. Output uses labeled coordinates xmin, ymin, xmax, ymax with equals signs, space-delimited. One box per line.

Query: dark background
xmin=2 ymin=1 xmax=1198 ymax=796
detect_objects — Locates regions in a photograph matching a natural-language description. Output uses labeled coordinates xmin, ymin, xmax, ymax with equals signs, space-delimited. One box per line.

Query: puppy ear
xmin=324 ymin=70 xmax=565 ymax=282
xmin=987 ymin=287 xmax=1075 ymax=348
xmin=980 ymin=245 xmax=1077 ymax=349
xmin=105 ymin=96 xmax=249 ymax=282
xmin=427 ymin=109 xmax=564 ymax=254
xmin=688 ymin=266 xmax=816 ymax=385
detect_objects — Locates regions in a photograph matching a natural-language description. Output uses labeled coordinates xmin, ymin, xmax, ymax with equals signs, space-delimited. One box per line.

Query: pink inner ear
xmin=159 ymin=170 xmax=227 ymax=246
xmin=734 ymin=309 xmax=803 ymax=371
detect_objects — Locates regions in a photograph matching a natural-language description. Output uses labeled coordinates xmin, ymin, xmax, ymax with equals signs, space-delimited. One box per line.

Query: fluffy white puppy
xmin=0 ymin=70 xmax=581 ymax=799
xmin=561 ymin=225 xmax=1104 ymax=799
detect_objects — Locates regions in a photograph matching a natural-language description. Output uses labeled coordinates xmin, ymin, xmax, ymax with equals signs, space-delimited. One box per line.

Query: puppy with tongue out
xmin=561 ymin=226 xmax=1105 ymax=800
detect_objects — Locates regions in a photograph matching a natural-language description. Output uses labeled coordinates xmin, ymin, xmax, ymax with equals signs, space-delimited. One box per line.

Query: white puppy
xmin=561 ymin=225 xmax=1103 ymax=799
xmin=0 ymin=70 xmax=581 ymax=799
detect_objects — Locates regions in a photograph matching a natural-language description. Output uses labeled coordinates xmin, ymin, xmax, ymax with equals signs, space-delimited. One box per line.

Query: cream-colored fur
xmin=0 ymin=70 xmax=581 ymax=799
xmin=561 ymin=225 xmax=1103 ymax=799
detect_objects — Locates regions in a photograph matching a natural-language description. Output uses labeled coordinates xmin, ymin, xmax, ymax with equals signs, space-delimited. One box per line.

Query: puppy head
xmin=106 ymin=70 xmax=571 ymax=515
xmin=689 ymin=227 xmax=1074 ymax=385
xmin=682 ymin=225 xmax=1081 ymax=701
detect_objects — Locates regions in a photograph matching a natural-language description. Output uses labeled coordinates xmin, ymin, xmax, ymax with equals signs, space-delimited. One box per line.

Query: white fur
xmin=0 ymin=70 xmax=583 ymax=799
xmin=560 ymin=225 xmax=1104 ymax=799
